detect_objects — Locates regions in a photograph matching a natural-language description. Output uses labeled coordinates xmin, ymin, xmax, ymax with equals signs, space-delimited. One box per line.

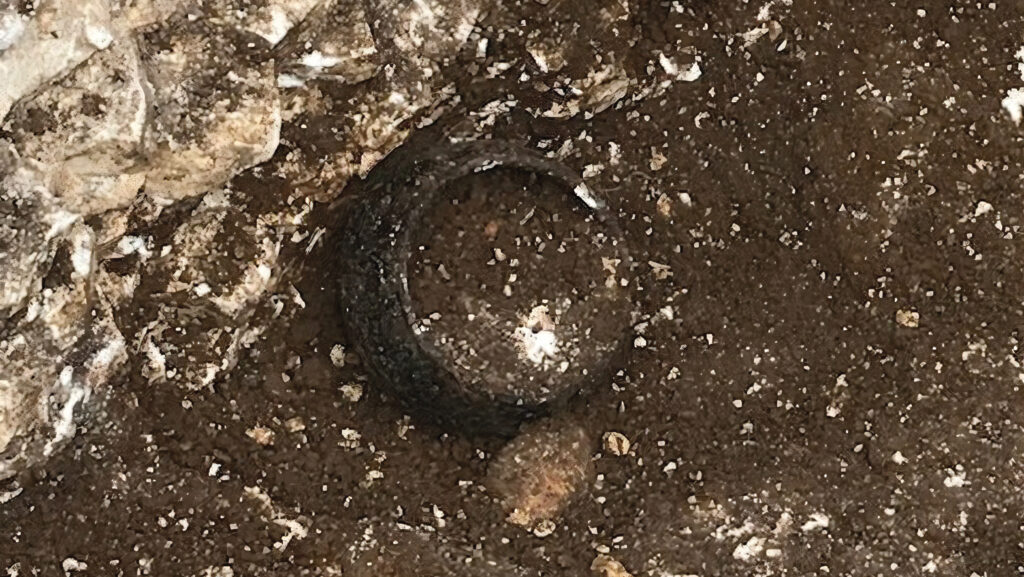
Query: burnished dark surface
xmin=336 ymin=140 xmax=633 ymax=436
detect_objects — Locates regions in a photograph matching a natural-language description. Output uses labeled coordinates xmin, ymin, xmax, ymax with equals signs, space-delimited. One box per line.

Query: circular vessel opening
xmin=406 ymin=166 xmax=631 ymax=408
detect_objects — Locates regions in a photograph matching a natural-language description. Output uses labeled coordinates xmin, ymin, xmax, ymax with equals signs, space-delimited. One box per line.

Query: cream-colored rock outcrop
xmin=1 ymin=0 xmax=483 ymax=486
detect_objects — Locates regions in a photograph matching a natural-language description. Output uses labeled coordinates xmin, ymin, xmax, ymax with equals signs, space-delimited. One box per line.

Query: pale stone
xmin=592 ymin=555 xmax=634 ymax=577
xmin=139 ymin=19 xmax=281 ymax=200
xmin=136 ymin=191 xmax=280 ymax=390
xmin=602 ymin=431 xmax=631 ymax=456
xmin=378 ymin=0 xmax=479 ymax=60
xmin=276 ymin=0 xmax=379 ymax=87
xmin=0 ymin=179 xmax=126 ymax=481
xmin=488 ymin=420 xmax=593 ymax=530
xmin=7 ymin=40 xmax=148 ymax=215
xmin=0 ymin=0 xmax=115 ymax=122
xmin=244 ymin=0 xmax=323 ymax=47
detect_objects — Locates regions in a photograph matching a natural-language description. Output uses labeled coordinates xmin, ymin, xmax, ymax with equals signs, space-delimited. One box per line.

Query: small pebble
xmin=895 ymin=309 xmax=919 ymax=328
xmin=487 ymin=419 xmax=594 ymax=531
xmin=330 ymin=345 xmax=346 ymax=367
xmin=602 ymin=431 xmax=631 ymax=456
xmin=591 ymin=554 xmax=634 ymax=577
xmin=532 ymin=519 xmax=556 ymax=537
xmin=340 ymin=383 xmax=363 ymax=403
xmin=245 ymin=426 xmax=275 ymax=446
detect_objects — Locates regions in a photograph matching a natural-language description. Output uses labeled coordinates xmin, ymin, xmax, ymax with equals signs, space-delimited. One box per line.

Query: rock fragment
xmin=487 ymin=420 xmax=594 ymax=530
xmin=139 ymin=18 xmax=282 ymax=200
xmin=896 ymin=309 xmax=919 ymax=328
xmin=591 ymin=554 xmax=634 ymax=577
xmin=602 ymin=431 xmax=631 ymax=456
xmin=243 ymin=0 xmax=323 ymax=47
xmin=0 ymin=179 xmax=126 ymax=481
xmin=5 ymin=40 xmax=148 ymax=215
xmin=0 ymin=0 xmax=114 ymax=122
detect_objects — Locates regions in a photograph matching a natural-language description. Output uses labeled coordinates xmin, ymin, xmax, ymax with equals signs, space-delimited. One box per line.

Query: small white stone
xmin=246 ymin=426 xmax=275 ymax=446
xmin=678 ymin=62 xmax=702 ymax=82
xmin=330 ymin=345 xmax=346 ymax=367
xmin=649 ymin=149 xmax=668 ymax=171
xmin=800 ymin=512 xmax=830 ymax=532
xmin=1002 ymin=88 xmax=1024 ymax=125
xmin=340 ymin=383 xmax=363 ymax=403
xmin=62 ymin=558 xmax=88 ymax=574
xmin=533 ymin=519 xmax=556 ymax=537
xmin=733 ymin=536 xmax=765 ymax=561
xmin=944 ymin=470 xmax=967 ymax=488
xmin=895 ymin=309 xmax=919 ymax=328
xmin=339 ymin=428 xmax=361 ymax=448
xmin=602 ymin=431 xmax=631 ymax=456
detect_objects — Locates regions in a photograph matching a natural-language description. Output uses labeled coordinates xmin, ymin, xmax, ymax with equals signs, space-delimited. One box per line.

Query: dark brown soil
xmin=4 ymin=1 xmax=1024 ymax=576
xmin=408 ymin=167 xmax=630 ymax=406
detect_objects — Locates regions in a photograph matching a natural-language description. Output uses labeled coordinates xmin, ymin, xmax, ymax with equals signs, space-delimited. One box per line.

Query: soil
xmin=4 ymin=1 xmax=1024 ymax=576
xmin=407 ymin=167 xmax=631 ymax=408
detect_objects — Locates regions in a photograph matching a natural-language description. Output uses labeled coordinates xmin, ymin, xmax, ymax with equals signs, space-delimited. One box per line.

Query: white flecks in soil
xmin=244 ymin=486 xmax=309 ymax=552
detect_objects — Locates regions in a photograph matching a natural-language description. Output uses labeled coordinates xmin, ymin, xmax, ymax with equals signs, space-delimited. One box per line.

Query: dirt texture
xmin=3 ymin=1 xmax=1024 ymax=576
xmin=407 ymin=165 xmax=632 ymax=421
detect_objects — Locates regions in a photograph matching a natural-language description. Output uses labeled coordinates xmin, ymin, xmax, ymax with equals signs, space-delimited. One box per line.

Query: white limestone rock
xmin=6 ymin=40 xmax=148 ymax=215
xmin=0 ymin=166 xmax=126 ymax=482
xmin=275 ymin=0 xmax=379 ymax=87
xmin=139 ymin=17 xmax=281 ymax=201
xmin=243 ymin=0 xmax=323 ymax=47
xmin=0 ymin=0 xmax=115 ymax=122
